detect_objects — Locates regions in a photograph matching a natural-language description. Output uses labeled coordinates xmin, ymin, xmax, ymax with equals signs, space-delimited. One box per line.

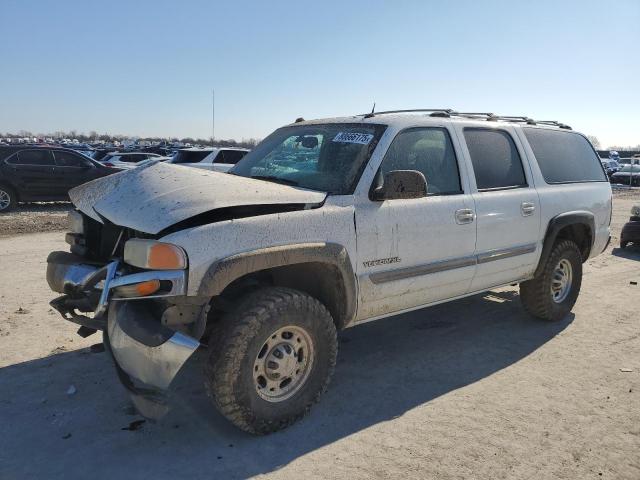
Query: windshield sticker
xmin=332 ymin=132 xmax=374 ymax=145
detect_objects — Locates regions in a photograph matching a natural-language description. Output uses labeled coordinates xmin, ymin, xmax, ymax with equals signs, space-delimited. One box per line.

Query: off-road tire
xmin=204 ymin=287 xmax=338 ymax=435
xmin=0 ymin=184 xmax=16 ymax=212
xmin=520 ymin=240 xmax=583 ymax=321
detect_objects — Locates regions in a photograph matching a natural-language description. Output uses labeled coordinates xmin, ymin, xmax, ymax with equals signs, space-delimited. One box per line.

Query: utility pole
xmin=212 ymin=88 xmax=215 ymax=146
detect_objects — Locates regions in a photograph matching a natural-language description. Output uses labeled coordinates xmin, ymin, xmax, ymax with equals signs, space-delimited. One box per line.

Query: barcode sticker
xmin=332 ymin=132 xmax=374 ymax=144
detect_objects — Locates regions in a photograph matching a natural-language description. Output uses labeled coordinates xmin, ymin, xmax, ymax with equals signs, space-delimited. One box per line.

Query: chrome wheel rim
xmin=253 ymin=325 xmax=314 ymax=402
xmin=551 ymin=258 xmax=573 ymax=303
xmin=0 ymin=190 xmax=10 ymax=211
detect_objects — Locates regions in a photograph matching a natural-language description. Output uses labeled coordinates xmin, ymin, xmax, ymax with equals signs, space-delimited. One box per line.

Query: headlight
xmin=68 ymin=210 xmax=84 ymax=234
xmin=632 ymin=205 xmax=640 ymax=217
xmin=124 ymin=239 xmax=187 ymax=270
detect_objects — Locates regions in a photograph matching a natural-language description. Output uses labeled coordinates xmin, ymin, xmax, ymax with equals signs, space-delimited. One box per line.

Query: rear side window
xmin=10 ymin=149 xmax=55 ymax=166
xmin=463 ymin=129 xmax=527 ymax=191
xmin=522 ymin=128 xmax=607 ymax=183
xmin=172 ymin=150 xmax=211 ymax=164
xmin=215 ymin=150 xmax=248 ymax=165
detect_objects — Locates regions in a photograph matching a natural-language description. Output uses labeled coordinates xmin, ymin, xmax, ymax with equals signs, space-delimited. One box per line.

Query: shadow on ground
xmin=611 ymin=246 xmax=640 ymax=261
xmin=0 ymin=289 xmax=572 ymax=479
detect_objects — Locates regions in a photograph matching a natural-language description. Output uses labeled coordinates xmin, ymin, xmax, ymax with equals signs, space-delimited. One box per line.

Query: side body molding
xmin=535 ymin=211 xmax=595 ymax=277
xmin=197 ymin=242 xmax=357 ymax=328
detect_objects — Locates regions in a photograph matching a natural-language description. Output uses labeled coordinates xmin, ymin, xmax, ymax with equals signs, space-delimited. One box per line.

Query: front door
xmin=52 ymin=150 xmax=98 ymax=196
xmin=355 ymin=126 xmax=477 ymax=321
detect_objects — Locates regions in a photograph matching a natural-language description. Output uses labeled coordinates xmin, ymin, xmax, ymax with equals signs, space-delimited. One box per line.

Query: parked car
xmin=170 ymin=147 xmax=249 ymax=172
xmin=601 ymin=159 xmax=620 ymax=177
xmin=91 ymin=148 xmax=119 ymax=162
xmin=46 ymin=110 xmax=611 ymax=434
xmin=99 ymin=152 xmax=167 ymax=169
xmin=611 ymin=164 xmax=640 ymax=186
xmin=620 ymin=205 xmax=640 ymax=248
xmin=0 ymin=146 xmax=120 ymax=212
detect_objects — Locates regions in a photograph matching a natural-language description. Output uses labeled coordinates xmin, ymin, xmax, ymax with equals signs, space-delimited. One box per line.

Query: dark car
xmin=0 ymin=146 xmax=120 ymax=212
xmin=611 ymin=165 xmax=640 ymax=186
xmin=620 ymin=205 xmax=640 ymax=249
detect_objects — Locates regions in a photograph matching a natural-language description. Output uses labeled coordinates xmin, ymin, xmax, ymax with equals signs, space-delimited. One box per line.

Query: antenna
xmin=364 ymin=102 xmax=376 ymax=118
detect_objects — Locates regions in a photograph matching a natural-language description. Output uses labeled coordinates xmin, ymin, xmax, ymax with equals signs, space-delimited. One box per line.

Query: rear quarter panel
xmin=514 ymin=127 xmax=612 ymax=258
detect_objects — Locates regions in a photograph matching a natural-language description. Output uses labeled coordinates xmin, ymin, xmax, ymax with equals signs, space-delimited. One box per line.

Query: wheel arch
xmin=197 ymin=242 xmax=357 ymax=330
xmin=535 ymin=211 xmax=595 ymax=277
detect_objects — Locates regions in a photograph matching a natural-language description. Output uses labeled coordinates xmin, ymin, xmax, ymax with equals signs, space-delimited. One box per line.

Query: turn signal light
xmin=124 ymin=239 xmax=187 ymax=270
xmin=114 ymin=280 xmax=161 ymax=298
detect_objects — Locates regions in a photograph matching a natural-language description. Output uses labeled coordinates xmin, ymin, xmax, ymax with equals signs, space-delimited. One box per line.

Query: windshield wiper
xmin=250 ymin=175 xmax=300 ymax=187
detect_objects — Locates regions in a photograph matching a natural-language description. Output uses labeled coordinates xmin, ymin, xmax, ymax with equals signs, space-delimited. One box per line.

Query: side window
xmin=463 ymin=128 xmax=526 ymax=191
xmin=54 ymin=151 xmax=91 ymax=167
xmin=11 ymin=149 xmax=55 ymax=166
xmin=378 ymin=127 xmax=462 ymax=195
xmin=522 ymin=128 xmax=607 ymax=183
xmin=216 ymin=150 xmax=247 ymax=165
xmin=214 ymin=150 xmax=227 ymax=164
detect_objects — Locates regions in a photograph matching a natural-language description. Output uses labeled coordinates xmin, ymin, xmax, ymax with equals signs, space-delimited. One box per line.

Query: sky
xmin=0 ymin=0 xmax=638 ymax=148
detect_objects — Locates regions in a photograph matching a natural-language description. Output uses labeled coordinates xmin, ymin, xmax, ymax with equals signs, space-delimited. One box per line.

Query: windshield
xmin=231 ymin=123 xmax=386 ymax=194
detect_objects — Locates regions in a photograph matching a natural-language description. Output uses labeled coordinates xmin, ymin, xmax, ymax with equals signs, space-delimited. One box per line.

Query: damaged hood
xmin=69 ymin=161 xmax=327 ymax=234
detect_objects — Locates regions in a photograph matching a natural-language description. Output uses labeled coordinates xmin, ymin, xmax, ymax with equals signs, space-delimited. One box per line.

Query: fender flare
xmin=534 ymin=211 xmax=595 ymax=277
xmin=197 ymin=242 xmax=357 ymax=327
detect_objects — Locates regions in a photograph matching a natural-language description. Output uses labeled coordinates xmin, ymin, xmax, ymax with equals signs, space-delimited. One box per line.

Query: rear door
xmin=4 ymin=149 xmax=56 ymax=199
xmin=454 ymin=125 xmax=541 ymax=291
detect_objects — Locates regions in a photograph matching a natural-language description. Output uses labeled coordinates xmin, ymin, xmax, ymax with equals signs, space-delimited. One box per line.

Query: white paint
xmin=69 ymin=161 xmax=326 ymax=234
xmin=69 ymin=113 xmax=612 ymax=325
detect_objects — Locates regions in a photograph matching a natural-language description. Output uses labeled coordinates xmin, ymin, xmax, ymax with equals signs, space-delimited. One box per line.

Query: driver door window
xmin=378 ymin=127 xmax=462 ymax=195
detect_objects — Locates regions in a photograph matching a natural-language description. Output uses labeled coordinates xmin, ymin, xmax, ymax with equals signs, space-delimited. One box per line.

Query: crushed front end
xmin=47 ymin=210 xmax=207 ymax=418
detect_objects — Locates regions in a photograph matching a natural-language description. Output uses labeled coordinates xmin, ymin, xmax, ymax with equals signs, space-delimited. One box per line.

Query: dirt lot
xmin=0 ymin=203 xmax=71 ymax=237
xmin=0 ymin=192 xmax=639 ymax=479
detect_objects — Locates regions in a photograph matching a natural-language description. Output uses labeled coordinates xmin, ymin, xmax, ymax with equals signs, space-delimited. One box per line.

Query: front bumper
xmin=105 ymin=301 xmax=199 ymax=418
xmin=46 ymin=251 xmax=200 ymax=418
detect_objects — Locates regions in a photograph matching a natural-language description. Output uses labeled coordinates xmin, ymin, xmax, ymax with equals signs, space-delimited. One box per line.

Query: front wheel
xmin=520 ymin=240 xmax=583 ymax=321
xmin=204 ymin=287 xmax=338 ymax=434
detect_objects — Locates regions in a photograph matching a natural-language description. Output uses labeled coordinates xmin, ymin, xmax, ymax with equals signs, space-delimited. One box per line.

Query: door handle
xmin=521 ymin=202 xmax=536 ymax=216
xmin=455 ymin=208 xmax=475 ymax=225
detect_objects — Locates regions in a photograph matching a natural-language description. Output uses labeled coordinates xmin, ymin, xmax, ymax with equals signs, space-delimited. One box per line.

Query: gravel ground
xmin=0 ymin=192 xmax=638 ymax=479
xmin=0 ymin=203 xmax=72 ymax=237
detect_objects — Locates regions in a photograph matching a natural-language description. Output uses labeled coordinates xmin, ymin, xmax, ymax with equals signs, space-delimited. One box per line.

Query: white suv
xmin=170 ymin=147 xmax=249 ymax=172
xmin=46 ymin=109 xmax=612 ymax=434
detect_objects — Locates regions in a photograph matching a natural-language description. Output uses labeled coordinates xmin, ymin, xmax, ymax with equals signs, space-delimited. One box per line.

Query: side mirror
xmin=372 ymin=170 xmax=427 ymax=201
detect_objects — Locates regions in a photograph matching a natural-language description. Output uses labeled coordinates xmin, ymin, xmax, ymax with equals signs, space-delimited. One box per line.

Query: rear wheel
xmin=520 ymin=240 xmax=583 ymax=321
xmin=204 ymin=287 xmax=338 ymax=434
xmin=0 ymin=184 xmax=16 ymax=212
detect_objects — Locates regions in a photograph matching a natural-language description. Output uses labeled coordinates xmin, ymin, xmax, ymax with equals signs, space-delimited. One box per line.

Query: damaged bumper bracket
xmin=106 ymin=301 xmax=199 ymax=418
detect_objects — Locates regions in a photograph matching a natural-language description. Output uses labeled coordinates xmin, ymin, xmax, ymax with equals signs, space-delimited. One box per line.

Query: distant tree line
xmin=1 ymin=130 xmax=260 ymax=149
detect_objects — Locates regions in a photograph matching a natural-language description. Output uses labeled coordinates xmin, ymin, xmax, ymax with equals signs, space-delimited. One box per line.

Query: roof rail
xmin=357 ymin=108 xmax=572 ymax=129
xmin=535 ymin=121 xmax=572 ymax=130
xmin=361 ymin=108 xmax=453 ymax=118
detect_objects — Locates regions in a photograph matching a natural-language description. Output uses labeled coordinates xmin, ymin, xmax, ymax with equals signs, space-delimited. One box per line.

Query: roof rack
xmin=534 ymin=120 xmax=572 ymax=130
xmin=361 ymin=108 xmax=453 ymax=118
xmin=358 ymin=108 xmax=571 ymax=130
